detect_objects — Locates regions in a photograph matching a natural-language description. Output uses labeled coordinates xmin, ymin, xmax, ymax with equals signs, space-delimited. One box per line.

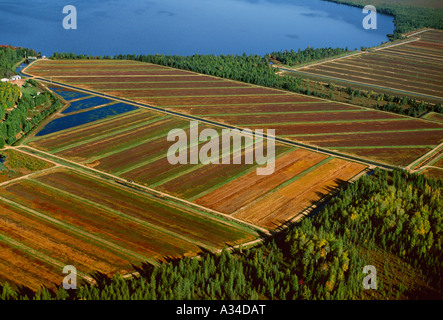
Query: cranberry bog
xmin=24 ymin=99 xmax=367 ymax=227
xmin=0 ymin=57 xmax=396 ymax=289
xmin=0 ymin=167 xmax=259 ymax=289
xmin=25 ymin=57 xmax=443 ymax=167
xmin=290 ymin=29 xmax=443 ymax=102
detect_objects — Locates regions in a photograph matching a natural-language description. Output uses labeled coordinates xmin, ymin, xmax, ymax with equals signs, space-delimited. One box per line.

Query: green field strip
xmin=49 ymin=115 xmax=170 ymax=154
xmin=29 ymin=179 xmax=218 ymax=252
xmin=194 ymin=109 xmax=370 ymax=117
xmin=0 ymin=195 xmax=154 ymax=264
xmin=0 ymin=231 xmax=93 ymax=282
xmin=187 ymin=146 xmax=298 ymax=202
xmin=279 ymin=127 xmax=443 ymax=137
xmin=99 ymin=86 xmax=252 ymax=91
xmin=26 ymin=108 xmax=144 ymax=143
xmin=163 ymin=101 xmax=331 ymax=108
xmin=149 ymin=136 xmax=257 ymax=188
xmin=235 ymin=118 xmax=409 ymax=127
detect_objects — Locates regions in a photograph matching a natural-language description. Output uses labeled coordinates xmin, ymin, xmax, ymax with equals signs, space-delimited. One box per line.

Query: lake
xmin=0 ymin=0 xmax=394 ymax=56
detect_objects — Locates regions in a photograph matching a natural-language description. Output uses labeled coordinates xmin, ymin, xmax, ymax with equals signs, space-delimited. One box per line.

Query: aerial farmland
xmin=0 ymin=30 xmax=440 ymax=291
xmin=26 ymin=57 xmax=443 ymax=168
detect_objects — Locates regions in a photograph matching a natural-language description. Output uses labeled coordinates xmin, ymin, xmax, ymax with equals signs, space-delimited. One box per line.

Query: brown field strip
xmin=245 ymin=119 xmax=442 ymax=136
xmin=48 ymin=75 xmax=224 ymax=83
xmin=291 ymin=129 xmax=443 ymax=148
xmin=172 ymin=102 xmax=359 ymax=115
xmin=89 ymin=81 xmax=250 ymax=90
xmin=335 ymin=147 xmax=432 ymax=167
xmin=0 ymin=238 xmax=64 ymax=291
xmin=211 ymin=110 xmax=401 ymax=125
xmin=103 ymin=87 xmax=284 ymax=98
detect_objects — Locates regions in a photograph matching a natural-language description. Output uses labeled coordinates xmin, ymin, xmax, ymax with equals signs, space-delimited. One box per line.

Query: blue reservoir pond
xmin=61 ymin=96 xmax=114 ymax=114
xmin=47 ymin=86 xmax=91 ymax=101
xmin=0 ymin=0 xmax=394 ymax=56
xmin=35 ymin=102 xmax=139 ymax=137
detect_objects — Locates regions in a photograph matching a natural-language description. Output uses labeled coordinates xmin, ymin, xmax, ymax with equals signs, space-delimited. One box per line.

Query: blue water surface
xmin=62 ymin=96 xmax=113 ymax=114
xmin=0 ymin=0 xmax=394 ymax=56
xmin=36 ymin=102 xmax=139 ymax=136
xmin=48 ymin=86 xmax=91 ymax=101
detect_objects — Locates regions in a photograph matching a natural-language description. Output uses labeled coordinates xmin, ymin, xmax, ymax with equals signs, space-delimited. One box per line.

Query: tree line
xmin=1 ymin=168 xmax=441 ymax=300
xmin=268 ymin=47 xmax=350 ymax=66
xmin=0 ymin=80 xmax=62 ymax=148
xmin=0 ymin=46 xmax=39 ymax=78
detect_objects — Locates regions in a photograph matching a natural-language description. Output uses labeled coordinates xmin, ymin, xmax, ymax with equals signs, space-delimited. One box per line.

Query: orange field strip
xmin=231 ymin=158 xmax=367 ymax=229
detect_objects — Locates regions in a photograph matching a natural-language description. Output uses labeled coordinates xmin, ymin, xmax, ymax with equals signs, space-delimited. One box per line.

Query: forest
xmin=268 ymin=47 xmax=350 ymax=67
xmin=0 ymin=80 xmax=62 ymax=147
xmin=1 ymin=169 xmax=441 ymax=300
xmin=0 ymin=46 xmax=38 ymax=78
